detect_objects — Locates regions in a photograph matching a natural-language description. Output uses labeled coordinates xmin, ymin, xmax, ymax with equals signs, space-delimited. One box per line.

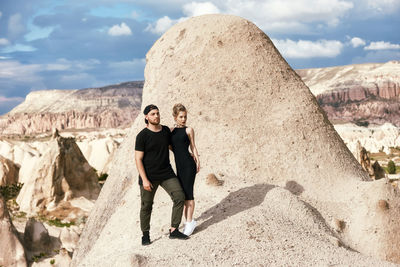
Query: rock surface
xmin=24 ymin=218 xmax=60 ymax=255
xmin=0 ymin=195 xmax=27 ymax=267
xmin=31 ymin=248 xmax=71 ymax=267
xmin=334 ymin=123 xmax=400 ymax=154
xmin=0 ymin=155 xmax=19 ymax=186
xmin=356 ymin=141 xmax=385 ymax=180
xmin=0 ymin=81 xmax=143 ymax=135
xmin=297 ymin=61 xmax=400 ymax=126
xmin=0 ymin=129 xmax=125 ymax=181
xmin=72 ymin=15 xmax=400 ymax=266
xmin=16 ymin=131 xmax=100 ymax=219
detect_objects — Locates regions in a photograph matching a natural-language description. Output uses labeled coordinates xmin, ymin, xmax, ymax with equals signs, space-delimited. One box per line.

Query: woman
xmin=170 ymin=103 xmax=200 ymax=236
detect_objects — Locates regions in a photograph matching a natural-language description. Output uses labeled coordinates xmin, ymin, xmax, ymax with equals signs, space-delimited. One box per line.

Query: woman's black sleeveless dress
xmin=171 ymin=127 xmax=197 ymax=200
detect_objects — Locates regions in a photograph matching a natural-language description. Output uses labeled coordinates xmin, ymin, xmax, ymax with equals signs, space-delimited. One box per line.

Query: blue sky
xmin=0 ymin=0 xmax=399 ymax=114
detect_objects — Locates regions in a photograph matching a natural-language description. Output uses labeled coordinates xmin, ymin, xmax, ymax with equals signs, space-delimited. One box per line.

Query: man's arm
xmin=135 ymin=150 xmax=153 ymax=191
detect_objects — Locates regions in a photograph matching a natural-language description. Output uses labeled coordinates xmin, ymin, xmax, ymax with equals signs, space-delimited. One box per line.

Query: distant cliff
xmin=297 ymin=61 xmax=400 ymax=126
xmin=0 ymin=81 xmax=143 ymax=135
xmin=1 ymin=61 xmax=399 ymax=136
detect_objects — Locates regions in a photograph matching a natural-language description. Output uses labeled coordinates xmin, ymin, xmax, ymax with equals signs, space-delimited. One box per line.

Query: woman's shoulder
xmin=185 ymin=126 xmax=194 ymax=134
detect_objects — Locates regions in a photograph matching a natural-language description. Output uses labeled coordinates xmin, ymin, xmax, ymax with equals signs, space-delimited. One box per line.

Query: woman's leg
xmin=185 ymin=200 xmax=195 ymax=222
xmin=184 ymin=204 xmax=188 ymax=221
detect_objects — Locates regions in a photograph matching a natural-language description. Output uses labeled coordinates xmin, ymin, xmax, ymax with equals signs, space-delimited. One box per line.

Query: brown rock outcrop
xmin=0 ymin=155 xmax=19 ymax=186
xmin=16 ymin=132 xmax=100 ymax=219
xmin=0 ymin=81 xmax=143 ymax=135
xmin=0 ymin=195 xmax=27 ymax=267
xmin=356 ymin=141 xmax=386 ymax=180
xmin=73 ymin=15 xmax=400 ymax=266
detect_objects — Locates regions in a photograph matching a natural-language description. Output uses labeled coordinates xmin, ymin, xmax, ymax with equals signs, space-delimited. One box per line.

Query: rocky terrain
xmin=0 ymin=81 xmax=143 ymax=135
xmin=297 ymin=61 xmax=400 ymax=126
xmin=72 ymin=14 xmax=400 ymax=266
xmin=0 ymin=14 xmax=399 ymax=267
xmin=0 ymin=129 xmax=106 ymax=266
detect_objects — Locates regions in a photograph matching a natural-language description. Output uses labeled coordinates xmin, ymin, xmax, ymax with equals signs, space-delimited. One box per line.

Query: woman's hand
xmin=196 ymin=161 xmax=200 ymax=173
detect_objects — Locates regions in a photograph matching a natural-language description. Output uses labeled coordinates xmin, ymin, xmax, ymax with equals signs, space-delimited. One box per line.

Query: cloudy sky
xmin=0 ymin=0 xmax=399 ymax=114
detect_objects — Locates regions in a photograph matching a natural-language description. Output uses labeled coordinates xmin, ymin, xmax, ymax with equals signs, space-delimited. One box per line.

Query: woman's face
xmin=175 ymin=111 xmax=187 ymax=126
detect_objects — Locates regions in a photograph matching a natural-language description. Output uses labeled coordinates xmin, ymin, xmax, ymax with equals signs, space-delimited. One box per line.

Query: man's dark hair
xmin=143 ymin=104 xmax=159 ymax=124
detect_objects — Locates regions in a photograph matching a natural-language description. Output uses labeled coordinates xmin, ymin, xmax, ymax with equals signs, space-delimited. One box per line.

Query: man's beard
xmin=149 ymin=119 xmax=160 ymax=126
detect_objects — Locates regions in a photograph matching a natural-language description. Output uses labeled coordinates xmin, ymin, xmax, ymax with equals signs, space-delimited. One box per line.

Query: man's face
xmin=146 ymin=109 xmax=160 ymax=125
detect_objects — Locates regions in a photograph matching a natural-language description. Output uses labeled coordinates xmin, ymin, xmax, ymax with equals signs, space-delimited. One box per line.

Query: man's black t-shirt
xmin=135 ymin=125 xmax=176 ymax=183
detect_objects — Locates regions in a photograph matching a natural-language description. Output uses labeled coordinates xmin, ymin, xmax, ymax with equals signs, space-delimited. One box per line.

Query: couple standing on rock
xmin=135 ymin=104 xmax=200 ymax=245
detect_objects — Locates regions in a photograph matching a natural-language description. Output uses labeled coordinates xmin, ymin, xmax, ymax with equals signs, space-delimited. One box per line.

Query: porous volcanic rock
xmin=355 ymin=141 xmax=386 ymax=180
xmin=0 ymin=155 xmax=19 ymax=186
xmin=0 ymin=81 xmax=143 ymax=135
xmin=0 ymin=195 xmax=27 ymax=267
xmin=72 ymin=15 xmax=400 ymax=266
xmin=297 ymin=61 xmax=400 ymax=126
xmin=24 ymin=218 xmax=57 ymax=254
xmin=16 ymin=131 xmax=100 ymax=219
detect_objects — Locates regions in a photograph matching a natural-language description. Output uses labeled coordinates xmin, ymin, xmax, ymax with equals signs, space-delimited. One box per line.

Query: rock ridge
xmin=0 ymin=81 xmax=143 ymax=135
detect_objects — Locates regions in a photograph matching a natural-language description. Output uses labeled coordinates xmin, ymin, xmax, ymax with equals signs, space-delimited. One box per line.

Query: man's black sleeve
xmin=135 ymin=132 xmax=145 ymax=151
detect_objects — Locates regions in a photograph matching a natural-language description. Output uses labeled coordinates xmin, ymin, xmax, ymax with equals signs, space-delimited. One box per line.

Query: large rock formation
xmin=0 ymin=195 xmax=27 ymax=267
xmin=297 ymin=61 xmax=400 ymax=126
xmin=16 ymin=131 xmax=100 ymax=219
xmin=72 ymin=15 xmax=400 ymax=265
xmin=0 ymin=81 xmax=143 ymax=135
xmin=0 ymin=155 xmax=19 ymax=186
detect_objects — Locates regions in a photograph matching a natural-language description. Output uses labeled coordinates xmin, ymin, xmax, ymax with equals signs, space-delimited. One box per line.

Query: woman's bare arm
xmin=187 ymin=127 xmax=200 ymax=173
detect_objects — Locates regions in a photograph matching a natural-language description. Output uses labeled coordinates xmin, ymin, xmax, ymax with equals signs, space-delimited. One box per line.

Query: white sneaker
xmin=183 ymin=220 xmax=197 ymax=236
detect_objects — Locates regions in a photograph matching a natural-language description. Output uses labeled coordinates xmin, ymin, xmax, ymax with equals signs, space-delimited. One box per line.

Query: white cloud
xmin=0 ymin=11 xmax=2 ymax=18
xmin=0 ymin=60 xmax=42 ymax=82
xmin=350 ymin=37 xmax=366 ymax=48
xmin=272 ymin=39 xmax=343 ymax=58
xmin=145 ymin=16 xmax=176 ymax=34
xmin=146 ymin=2 xmax=220 ymax=35
xmin=1 ymin=44 xmax=36 ymax=53
xmin=131 ymin=11 xmax=140 ymax=19
xmin=108 ymin=22 xmax=132 ymax=36
xmin=364 ymin=41 xmax=400 ymax=50
xmin=8 ymin=13 xmax=25 ymax=38
xmin=221 ymin=0 xmax=353 ymax=32
xmin=148 ymin=0 xmax=353 ymax=35
xmin=108 ymin=58 xmax=146 ymax=69
xmin=60 ymin=73 xmax=95 ymax=83
xmin=0 ymin=38 xmax=10 ymax=46
xmin=352 ymin=50 xmax=400 ymax=64
xmin=359 ymin=0 xmax=400 ymax=14
xmin=44 ymin=58 xmax=101 ymax=71
xmin=182 ymin=2 xmax=220 ymax=17
xmin=0 ymin=96 xmax=24 ymax=103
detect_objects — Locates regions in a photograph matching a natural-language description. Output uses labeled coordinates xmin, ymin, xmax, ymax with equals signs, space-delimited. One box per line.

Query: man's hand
xmin=142 ymin=179 xmax=153 ymax=192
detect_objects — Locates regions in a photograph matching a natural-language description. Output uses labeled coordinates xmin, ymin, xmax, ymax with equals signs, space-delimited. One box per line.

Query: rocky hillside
xmin=297 ymin=61 xmax=400 ymax=126
xmin=0 ymin=81 xmax=143 ymax=135
xmin=72 ymin=14 xmax=400 ymax=266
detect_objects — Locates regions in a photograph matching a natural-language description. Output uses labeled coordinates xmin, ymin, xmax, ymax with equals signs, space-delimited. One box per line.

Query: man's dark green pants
xmin=140 ymin=177 xmax=185 ymax=232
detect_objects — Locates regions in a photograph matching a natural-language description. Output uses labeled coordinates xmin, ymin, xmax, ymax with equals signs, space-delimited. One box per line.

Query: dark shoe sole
xmin=169 ymin=235 xmax=189 ymax=240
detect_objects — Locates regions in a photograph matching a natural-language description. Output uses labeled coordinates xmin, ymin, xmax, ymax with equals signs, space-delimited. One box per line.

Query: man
xmin=135 ymin=104 xmax=189 ymax=245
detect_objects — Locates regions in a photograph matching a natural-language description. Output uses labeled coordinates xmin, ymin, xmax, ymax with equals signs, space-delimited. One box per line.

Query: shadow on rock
xmin=284 ymin=180 xmax=304 ymax=196
xmin=195 ymin=183 xmax=275 ymax=233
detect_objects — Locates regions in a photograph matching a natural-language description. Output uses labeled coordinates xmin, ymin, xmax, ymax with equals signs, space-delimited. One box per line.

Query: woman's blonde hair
xmin=172 ymin=103 xmax=187 ymax=117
